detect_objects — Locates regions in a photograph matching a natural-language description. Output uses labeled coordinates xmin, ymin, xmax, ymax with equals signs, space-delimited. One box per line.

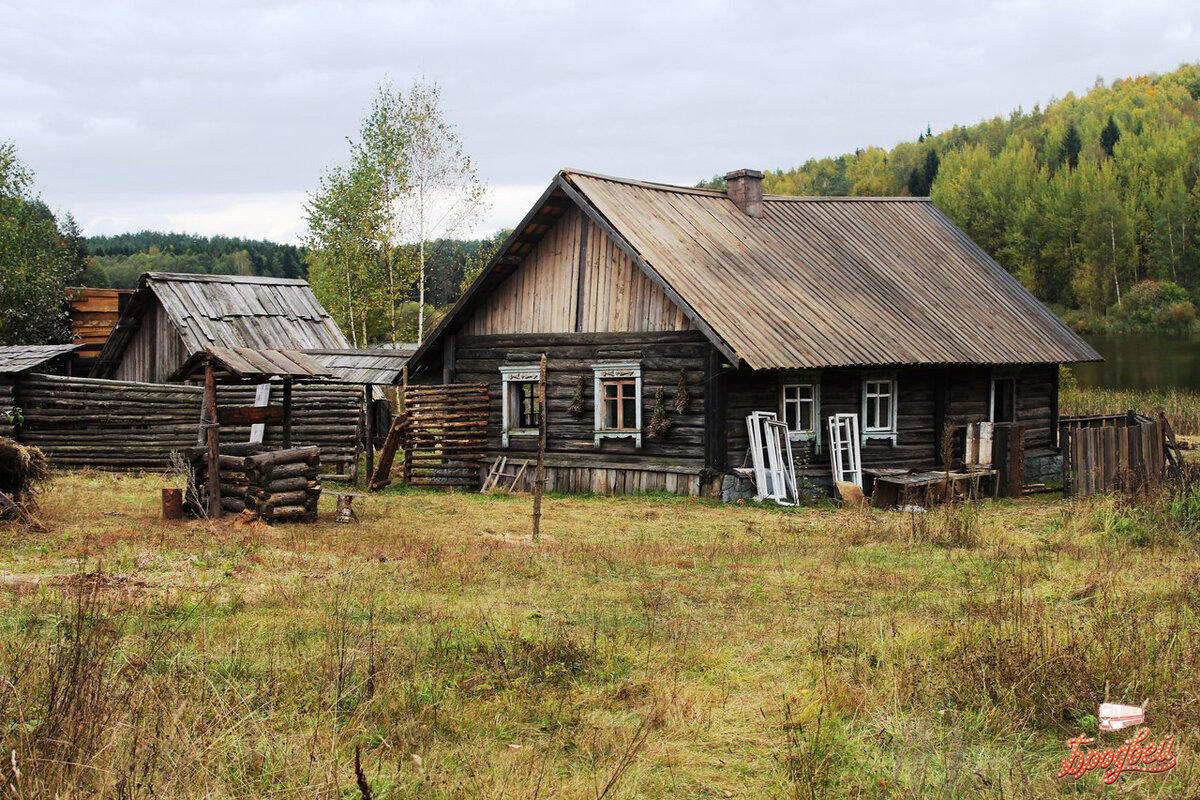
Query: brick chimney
xmin=724 ymin=169 xmax=764 ymax=218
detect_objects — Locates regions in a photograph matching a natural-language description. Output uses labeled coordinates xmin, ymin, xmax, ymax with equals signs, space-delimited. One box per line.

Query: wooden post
xmin=443 ymin=334 xmax=457 ymax=385
xmin=363 ymin=384 xmax=374 ymax=487
xmin=204 ymin=360 xmax=221 ymax=519
xmin=161 ymin=488 xmax=183 ymax=520
xmin=532 ymin=353 xmax=546 ymax=540
xmin=281 ymin=378 xmax=293 ymax=449
xmin=993 ymin=423 xmax=1026 ymax=498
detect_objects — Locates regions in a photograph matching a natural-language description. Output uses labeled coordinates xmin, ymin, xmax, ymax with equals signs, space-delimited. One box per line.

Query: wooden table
xmin=869 ymin=469 xmax=998 ymax=509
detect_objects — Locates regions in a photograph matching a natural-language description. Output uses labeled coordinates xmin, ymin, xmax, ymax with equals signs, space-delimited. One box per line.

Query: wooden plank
xmin=218 ymin=404 xmax=284 ymax=425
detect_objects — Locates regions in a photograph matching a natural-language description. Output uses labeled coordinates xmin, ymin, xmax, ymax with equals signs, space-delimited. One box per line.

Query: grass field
xmin=1060 ymin=374 xmax=1200 ymax=435
xmin=2 ymin=473 xmax=1200 ymax=798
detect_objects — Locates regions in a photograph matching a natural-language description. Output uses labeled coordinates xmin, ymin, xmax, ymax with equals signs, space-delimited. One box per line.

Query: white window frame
xmin=861 ymin=373 xmax=898 ymax=445
xmin=500 ymin=365 xmax=541 ymax=447
xmin=779 ymin=375 xmax=821 ymax=449
xmin=592 ymin=362 xmax=642 ymax=448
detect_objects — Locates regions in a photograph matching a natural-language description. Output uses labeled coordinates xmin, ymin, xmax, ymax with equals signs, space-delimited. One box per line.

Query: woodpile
xmin=188 ymin=444 xmax=321 ymax=523
xmin=12 ymin=374 xmax=361 ymax=478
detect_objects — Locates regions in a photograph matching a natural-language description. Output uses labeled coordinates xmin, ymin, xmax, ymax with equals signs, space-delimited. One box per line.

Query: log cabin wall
xmin=112 ymin=301 xmax=188 ymax=384
xmin=724 ymin=363 xmax=1058 ymax=479
xmin=449 ymin=331 xmax=711 ymax=494
xmin=462 ymin=206 xmax=696 ymax=336
xmin=10 ymin=373 xmax=362 ymax=478
xmin=0 ymin=378 xmax=14 ymax=438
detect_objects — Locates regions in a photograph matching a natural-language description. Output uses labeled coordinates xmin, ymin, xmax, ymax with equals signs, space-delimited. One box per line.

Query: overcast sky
xmin=4 ymin=0 xmax=1199 ymax=244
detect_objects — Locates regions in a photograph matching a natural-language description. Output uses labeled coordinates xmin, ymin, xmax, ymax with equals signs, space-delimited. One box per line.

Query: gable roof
xmin=0 ymin=344 xmax=81 ymax=375
xmin=412 ymin=169 xmax=1099 ymax=371
xmin=93 ymin=273 xmax=350 ymax=377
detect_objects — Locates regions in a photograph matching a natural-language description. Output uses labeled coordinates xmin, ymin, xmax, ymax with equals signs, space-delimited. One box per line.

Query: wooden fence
xmin=1061 ymin=412 xmax=1166 ymax=497
xmin=402 ymin=383 xmax=489 ymax=489
xmin=9 ymin=373 xmax=363 ymax=479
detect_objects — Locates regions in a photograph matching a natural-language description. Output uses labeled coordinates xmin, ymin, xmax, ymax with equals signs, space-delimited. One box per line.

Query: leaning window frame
xmin=499 ymin=365 xmax=541 ymax=447
xmin=779 ymin=373 xmax=821 ymax=450
xmin=592 ymin=361 xmax=642 ymax=448
xmin=861 ymin=372 xmax=898 ymax=445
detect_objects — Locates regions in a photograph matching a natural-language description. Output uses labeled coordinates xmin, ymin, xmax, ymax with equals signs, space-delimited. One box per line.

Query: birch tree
xmin=388 ymin=79 xmax=487 ymax=344
xmin=304 ymin=160 xmax=383 ymax=347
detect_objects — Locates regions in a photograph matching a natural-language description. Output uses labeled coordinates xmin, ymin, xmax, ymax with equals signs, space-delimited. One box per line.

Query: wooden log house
xmin=405 ymin=169 xmax=1101 ymax=496
xmin=87 ymin=272 xmax=405 ymax=480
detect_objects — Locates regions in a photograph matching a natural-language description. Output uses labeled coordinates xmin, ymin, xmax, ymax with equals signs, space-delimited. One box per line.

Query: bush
xmin=1109 ymin=280 xmax=1197 ymax=333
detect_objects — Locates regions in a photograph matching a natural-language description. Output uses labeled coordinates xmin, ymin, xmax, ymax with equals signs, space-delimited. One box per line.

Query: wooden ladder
xmin=481 ymin=457 xmax=529 ymax=493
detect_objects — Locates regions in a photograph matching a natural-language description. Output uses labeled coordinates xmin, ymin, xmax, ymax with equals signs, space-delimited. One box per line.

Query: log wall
xmin=443 ymin=331 xmax=711 ymax=493
xmin=725 ymin=363 xmax=1057 ymax=476
xmin=0 ymin=378 xmax=14 ymax=438
xmin=11 ymin=373 xmax=361 ymax=478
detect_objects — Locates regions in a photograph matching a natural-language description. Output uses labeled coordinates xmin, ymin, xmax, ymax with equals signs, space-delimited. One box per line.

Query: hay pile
xmin=0 ymin=437 xmax=50 ymax=512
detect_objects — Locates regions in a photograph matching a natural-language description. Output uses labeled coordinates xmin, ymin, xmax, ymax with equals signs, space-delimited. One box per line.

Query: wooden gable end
xmin=461 ymin=204 xmax=695 ymax=336
xmin=111 ymin=299 xmax=189 ymax=384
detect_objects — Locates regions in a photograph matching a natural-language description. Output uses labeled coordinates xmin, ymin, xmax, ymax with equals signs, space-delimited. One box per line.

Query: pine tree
xmin=1061 ymin=122 xmax=1082 ymax=170
xmin=1100 ymin=115 xmax=1121 ymax=158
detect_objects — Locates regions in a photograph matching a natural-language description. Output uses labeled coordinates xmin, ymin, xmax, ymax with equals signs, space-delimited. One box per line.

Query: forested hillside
xmin=720 ymin=63 xmax=1200 ymax=331
xmin=87 ymin=232 xmax=308 ymax=288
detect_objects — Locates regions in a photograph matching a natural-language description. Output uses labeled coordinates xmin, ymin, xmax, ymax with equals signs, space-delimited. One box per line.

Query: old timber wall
xmin=10 ymin=374 xmax=362 ymax=478
xmin=449 ymin=331 xmax=712 ymax=494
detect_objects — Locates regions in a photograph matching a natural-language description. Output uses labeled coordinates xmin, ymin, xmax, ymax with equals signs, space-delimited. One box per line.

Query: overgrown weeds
xmin=2 ymin=473 xmax=1200 ymax=796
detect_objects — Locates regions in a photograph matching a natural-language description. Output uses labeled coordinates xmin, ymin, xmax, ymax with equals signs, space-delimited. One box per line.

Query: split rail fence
xmin=7 ymin=373 xmax=362 ymax=479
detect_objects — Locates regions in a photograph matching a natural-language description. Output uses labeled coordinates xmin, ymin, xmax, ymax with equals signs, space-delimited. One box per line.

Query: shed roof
xmin=412 ymin=169 xmax=1100 ymax=371
xmin=93 ymin=273 xmax=350 ymax=377
xmin=170 ymin=347 xmax=334 ymax=382
xmin=0 ymin=344 xmax=81 ymax=375
xmin=302 ymin=348 xmax=414 ymax=385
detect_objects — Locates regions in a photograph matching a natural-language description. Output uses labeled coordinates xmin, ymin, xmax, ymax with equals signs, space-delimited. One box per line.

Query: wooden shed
xmin=406 ymin=168 xmax=1101 ymax=496
xmin=91 ymin=273 xmax=351 ymax=383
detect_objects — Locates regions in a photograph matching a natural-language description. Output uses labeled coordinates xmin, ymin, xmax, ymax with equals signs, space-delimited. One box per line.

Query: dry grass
xmin=1060 ymin=383 xmax=1200 ymax=434
xmin=1 ymin=472 xmax=1199 ymax=797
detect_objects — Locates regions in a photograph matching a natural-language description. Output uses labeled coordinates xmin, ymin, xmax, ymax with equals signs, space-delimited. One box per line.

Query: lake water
xmin=1072 ymin=334 xmax=1200 ymax=391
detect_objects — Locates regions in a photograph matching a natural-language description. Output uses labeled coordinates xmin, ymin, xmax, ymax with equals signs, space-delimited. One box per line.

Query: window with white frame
xmin=861 ymin=374 xmax=898 ymax=444
xmin=500 ymin=366 xmax=541 ymax=447
xmin=780 ymin=378 xmax=820 ymax=448
xmin=592 ymin=362 xmax=642 ymax=447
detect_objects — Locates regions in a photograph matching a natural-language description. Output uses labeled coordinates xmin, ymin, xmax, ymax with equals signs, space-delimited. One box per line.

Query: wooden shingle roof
xmin=170 ymin=347 xmax=334 ymax=382
xmin=302 ymin=348 xmax=414 ymax=385
xmin=0 ymin=344 xmax=81 ymax=374
xmin=563 ymin=171 xmax=1100 ymax=369
xmin=412 ymin=170 xmax=1100 ymax=371
xmin=93 ymin=273 xmax=350 ymax=377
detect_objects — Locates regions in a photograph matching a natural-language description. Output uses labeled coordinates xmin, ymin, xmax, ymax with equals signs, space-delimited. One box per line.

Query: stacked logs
xmin=242 ymin=446 xmax=321 ymax=523
xmin=188 ymin=444 xmax=321 ymax=523
xmin=187 ymin=443 xmax=262 ymax=515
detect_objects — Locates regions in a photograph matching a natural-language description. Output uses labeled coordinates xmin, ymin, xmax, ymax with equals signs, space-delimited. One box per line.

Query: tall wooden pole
xmin=532 ymin=353 xmax=546 ymax=541
xmin=203 ymin=360 xmax=221 ymax=519
xmin=363 ymin=384 xmax=374 ymax=486
xmin=282 ymin=379 xmax=293 ymax=449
